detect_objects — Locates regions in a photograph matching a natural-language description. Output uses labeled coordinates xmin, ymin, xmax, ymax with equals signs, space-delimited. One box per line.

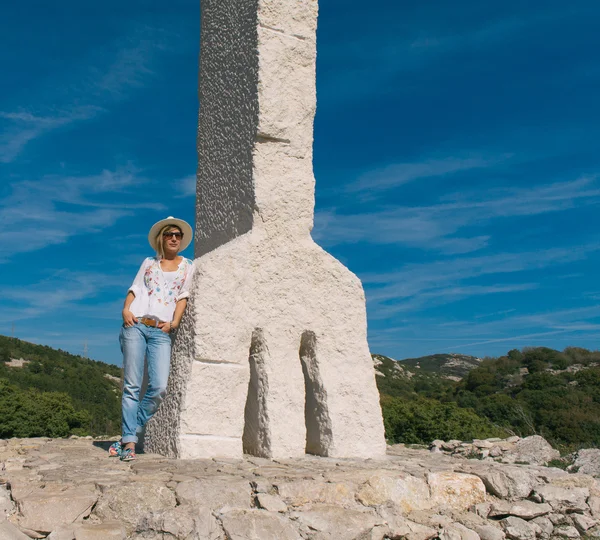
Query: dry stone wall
xmin=2 ymin=436 xmax=600 ymax=539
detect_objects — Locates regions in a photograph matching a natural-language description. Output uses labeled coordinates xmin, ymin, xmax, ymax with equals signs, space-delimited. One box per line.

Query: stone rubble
xmin=429 ymin=436 xmax=560 ymax=466
xmin=0 ymin=436 xmax=599 ymax=539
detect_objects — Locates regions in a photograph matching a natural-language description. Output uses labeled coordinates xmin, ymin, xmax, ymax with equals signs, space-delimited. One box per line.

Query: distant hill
xmin=372 ymin=353 xmax=505 ymax=445
xmin=372 ymin=353 xmax=458 ymax=401
xmin=375 ymin=346 xmax=600 ymax=450
xmin=372 ymin=352 xmax=482 ymax=399
xmin=0 ymin=335 xmax=121 ymax=438
xmin=454 ymin=347 xmax=600 ymax=449
xmin=401 ymin=353 xmax=482 ymax=380
xmin=3 ymin=333 xmax=600 ymax=450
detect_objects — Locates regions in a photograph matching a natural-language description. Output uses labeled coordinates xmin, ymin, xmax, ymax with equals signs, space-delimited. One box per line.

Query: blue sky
xmin=2 ymin=0 xmax=600 ymax=364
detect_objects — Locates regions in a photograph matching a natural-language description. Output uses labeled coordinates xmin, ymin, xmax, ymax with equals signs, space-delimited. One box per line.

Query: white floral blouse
xmin=128 ymin=257 xmax=195 ymax=322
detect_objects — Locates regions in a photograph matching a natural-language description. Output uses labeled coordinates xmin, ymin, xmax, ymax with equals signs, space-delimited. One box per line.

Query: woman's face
xmin=162 ymin=227 xmax=183 ymax=255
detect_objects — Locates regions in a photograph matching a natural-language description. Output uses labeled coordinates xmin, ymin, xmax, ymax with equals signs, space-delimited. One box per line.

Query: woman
xmin=110 ymin=216 xmax=194 ymax=461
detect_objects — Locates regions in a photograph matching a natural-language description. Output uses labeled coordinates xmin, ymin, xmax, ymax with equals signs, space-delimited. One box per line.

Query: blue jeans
xmin=120 ymin=323 xmax=172 ymax=444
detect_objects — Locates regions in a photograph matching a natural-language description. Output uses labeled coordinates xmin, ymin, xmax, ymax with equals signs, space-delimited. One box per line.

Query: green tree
xmin=380 ymin=394 xmax=505 ymax=445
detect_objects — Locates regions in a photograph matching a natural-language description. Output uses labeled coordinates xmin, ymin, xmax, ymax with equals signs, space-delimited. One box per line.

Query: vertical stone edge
xmin=144 ymin=280 xmax=198 ymax=457
xmin=195 ymin=0 xmax=261 ymax=257
xmin=300 ymin=330 xmax=333 ymax=456
xmin=243 ymin=328 xmax=272 ymax=458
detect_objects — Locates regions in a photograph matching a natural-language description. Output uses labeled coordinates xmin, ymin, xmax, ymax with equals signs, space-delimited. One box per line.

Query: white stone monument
xmin=145 ymin=0 xmax=386 ymax=459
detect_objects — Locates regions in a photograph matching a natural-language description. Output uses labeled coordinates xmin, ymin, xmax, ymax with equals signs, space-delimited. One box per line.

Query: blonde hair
xmin=155 ymin=224 xmax=183 ymax=259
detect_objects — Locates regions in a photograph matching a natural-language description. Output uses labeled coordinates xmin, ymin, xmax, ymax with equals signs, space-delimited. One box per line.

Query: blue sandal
xmin=108 ymin=441 xmax=122 ymax=458
xmin=121 ymin=447 xmax=136 ymax=462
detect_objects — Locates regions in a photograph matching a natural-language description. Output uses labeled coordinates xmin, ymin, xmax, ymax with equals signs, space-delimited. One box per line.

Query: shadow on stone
xmin=92 ymin=440 xmax=114 ymax=452
xmin=300 ymin=331 xmax=333 ymax=456
xmin=243 ymin=328 xmax=272 ymax=458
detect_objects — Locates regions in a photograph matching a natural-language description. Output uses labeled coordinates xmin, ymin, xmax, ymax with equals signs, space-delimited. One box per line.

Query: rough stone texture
xmin=136 ymin=505 xmax=220 ymax=538
xmin=220 ymin=509 xmax=301 ymax=540
xmin=502 ymin=436 xmax=560 ymax=466
xmin=383 ymin=515 xmax=438 ymax=540
xmin=427 ymin=472 xmax=486 ymax=511
xmin=471 ymin=466 xmax=537 ymax=500
xmin=94 ymin=483 xmax=176 ymax=534
xmin=144 ymin=0 xmax=386 ymax=460
xmin=356 ymin=472 xmax=432 ymax=511
xmin=175 ymin=477 xmax=253 ymax=511
xmin=499 ymin=517 xmax=537 ymax=540
xmin=488 ymin=501 xmax=552 ymax=520
xmin=531 ymin=516 xmax=553 ymax=536
xmin=277 ymin=479 xmax=355 ymax=507
xmin=0 ymin=519 xmax=31 ymax=539
xmin=439 ymin=522 xmax=481 ymax=540
xmin=256 ymin=493 xmax=288 ymax=512
xmin=17 ymin=486 xmax=97 ymax=533
xmin=553 ymin=525 xmax=581 ymax=538
xmin=532 ymin=485 xmax=589 ymax=513
xmin=589 ymin=496 xmax=600 ymax=517
xmin=570 ymin=449 xmax=600 ymax=477
xmin=547 ymin=513 xmax=572 ymax=526
xmin=572 ymin=514 xmax=597 ymax=533
xmin=473 ymin=524 xmax=506 ymax=540
xmin=5 ymin=437 xmax=600 ymax=540
xmin=0 ymin=484 xmax=15 ymax=518
xmin=290 ymin=504 xmax=382 ymax=539
xmin=74 ymin=521 xmax=126 ymax=539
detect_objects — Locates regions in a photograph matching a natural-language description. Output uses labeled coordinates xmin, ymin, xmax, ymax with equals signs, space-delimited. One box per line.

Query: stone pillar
xmin=145 ymin=0 xmax=386 ymax=459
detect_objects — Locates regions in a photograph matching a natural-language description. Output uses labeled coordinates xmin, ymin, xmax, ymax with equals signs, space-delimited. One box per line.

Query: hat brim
xmin=148 ymin=216 xmax=193 ymax=253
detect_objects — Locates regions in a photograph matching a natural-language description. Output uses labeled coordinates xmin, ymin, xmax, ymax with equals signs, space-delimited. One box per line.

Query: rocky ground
xmin=1 ymin=436 xmax=600 ymax=540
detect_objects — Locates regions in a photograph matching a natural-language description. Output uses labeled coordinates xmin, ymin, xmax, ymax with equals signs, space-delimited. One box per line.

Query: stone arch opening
xmin=242 ymin=328 xmax=272 ymax=457
xmin=299 ymin=331 xmax=333 ymax=456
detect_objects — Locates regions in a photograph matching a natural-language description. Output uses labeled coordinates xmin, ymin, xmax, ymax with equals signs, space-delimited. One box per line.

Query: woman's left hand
xmin=158 ymin=321 xmax=171 ymax=334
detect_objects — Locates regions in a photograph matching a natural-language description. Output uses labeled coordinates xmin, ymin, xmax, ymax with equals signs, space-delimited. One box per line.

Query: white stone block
xmin=180 ymin=361 xmax=249 ymax=438
xmin=258 ymin=0 xmax=318 ymax=38
xmin=179 ymin=435 xmax=243 ymax=460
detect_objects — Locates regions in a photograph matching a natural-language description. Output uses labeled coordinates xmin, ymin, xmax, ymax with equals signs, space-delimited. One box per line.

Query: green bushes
xmin=381 ymin=394 xmax=506 ymax=445
xmin=378 ymin=346 xmax=600 ymax=448
xmin=454 ymin=347 xmax=600 ymax=448
xmin=0 ymin=379 xmax=91 ymax=438
xmin=0 ymin=336 xmax=121 ymax=438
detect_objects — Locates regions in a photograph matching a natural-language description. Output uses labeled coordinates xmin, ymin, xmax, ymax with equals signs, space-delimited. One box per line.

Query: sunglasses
xmin=163 ymin=231 xmax=183 ymax=239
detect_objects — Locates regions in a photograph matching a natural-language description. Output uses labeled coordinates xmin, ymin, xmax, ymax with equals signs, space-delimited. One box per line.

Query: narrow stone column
xmin=145 ymin=0 xmax=386 ymax=459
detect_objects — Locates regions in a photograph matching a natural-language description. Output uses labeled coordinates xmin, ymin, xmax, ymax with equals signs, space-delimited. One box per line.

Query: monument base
xmin=145 ymin=229 xmax=386 ymax=460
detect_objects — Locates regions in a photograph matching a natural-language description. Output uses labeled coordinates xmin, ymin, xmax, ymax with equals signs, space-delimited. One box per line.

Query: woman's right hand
xmin=122 ymin=309 xmax=138 ymax=327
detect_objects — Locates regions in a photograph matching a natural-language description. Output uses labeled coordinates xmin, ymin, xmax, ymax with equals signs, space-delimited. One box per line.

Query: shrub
xmin=380 ymin=394 xmax=506 ymax=445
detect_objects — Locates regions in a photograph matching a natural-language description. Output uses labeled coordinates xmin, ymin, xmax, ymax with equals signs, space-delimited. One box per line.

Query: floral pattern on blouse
xmin=128 ymin=256 xmax=194 ymax=322
xmin=143 ymin=257 xmax=192 ymax=307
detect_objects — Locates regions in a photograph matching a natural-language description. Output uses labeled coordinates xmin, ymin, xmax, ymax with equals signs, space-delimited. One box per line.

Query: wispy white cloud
xmin=0 ymin=165 xmax=165 ymax=260
xmin=0 ymin=268 xmax=136 ymax=364
xmin=346 ymin=156 xmax=507 ymax=197
xmin=361 ymin=244 xmax=600 ymax=319
xmin=176 ymin=174 xmax=196 ymax=198
xmin=92 ymin=36 xmax=158 ymax=98
xmin=368 ymin=302 xmax=600 ymax=358
xmin=0 ymin=269 xmax=126 ymax=323
xmin=0 ymin=108 xmax=101 ymax=163
xmin=0 ymin=26 xmax=172 ymax=162
xmin=315 ymin=176 xmax=600 ymax=254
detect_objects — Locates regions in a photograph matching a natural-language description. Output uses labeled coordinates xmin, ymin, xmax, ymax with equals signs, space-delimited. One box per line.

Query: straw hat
xmin=148 ymin=216 xmax=193 ymax=252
